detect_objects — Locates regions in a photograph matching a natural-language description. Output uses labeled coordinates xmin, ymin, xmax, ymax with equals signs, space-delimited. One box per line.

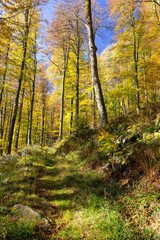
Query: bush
xmin=73 ymin=117 xmax=94 ymax=139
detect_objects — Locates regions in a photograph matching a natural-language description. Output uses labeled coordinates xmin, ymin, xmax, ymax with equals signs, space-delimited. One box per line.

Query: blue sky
xmin=40 ymin=0 xmax=113 ymax=54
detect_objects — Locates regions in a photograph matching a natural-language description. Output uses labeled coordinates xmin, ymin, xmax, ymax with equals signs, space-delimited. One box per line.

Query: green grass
xmin=0 ymin=141 xmax=160 ymax=239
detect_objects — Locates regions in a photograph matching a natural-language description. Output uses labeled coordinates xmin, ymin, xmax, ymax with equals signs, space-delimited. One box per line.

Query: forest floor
xmin=0 ymin=136 xmax=160 ymax=239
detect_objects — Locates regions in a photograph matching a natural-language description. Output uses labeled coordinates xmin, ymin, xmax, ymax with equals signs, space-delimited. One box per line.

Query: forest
xmin=0 ymin=0 xmax=160 ymax=239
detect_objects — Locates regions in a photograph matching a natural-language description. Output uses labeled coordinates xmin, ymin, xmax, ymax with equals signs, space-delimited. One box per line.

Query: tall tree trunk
xmin=0 ymin=101 xmax=7 ymax=155
xmin=50 ymin=109 xmax=54 ymax=146
xmin=0 ymin=39 xmax=11 ymax=107
xmin=7 ymin=8 xmax=30 ymax=154
xmin=132 ymin=16 xmax=140 ymax=114
xmin=41 ymin=89 xmax=46 ymax=147
xmin=15 ymin=88 xmax=25 ymax=150
xmin=4 ymin=101 xmax=14 ymax=153
xmin=59 ymin=70 xmax=66 ymax=140
xmin=59 ymin=43 xmax=70 ymax=140
xmin=85 ymin=0 xmax=108 ymax=128
xmin=118 ymin=98 xmax=121 ymax=116
xmin=153 ymin=87 xmax=157 ymax=101
xmin=28 ymin=36 xmax=37 ymax=145
xmin=91 ymin=87 xmax=96 ymax=128
xmin=122 ymin=98 xmax=126 ymax=115
xmin=34 ymin=104 xmax=40 ymax=144
xmin=75 ymin=19 xmax=80 ymax=118
xmin=128 ymin=96 xmax=130 ymax=114
xmin=143 ymin=52 xmax=148 ymax=108
xmin=70 ymin=98 xmax=74 ymax=136
xmin=26 ymin=104 xmax=30 ymax=145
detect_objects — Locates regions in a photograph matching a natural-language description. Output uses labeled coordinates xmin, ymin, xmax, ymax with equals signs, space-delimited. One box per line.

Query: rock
xmin=116 ymin=133 xmax=142 ymax=147
xmin=10 ymin=204 xmax=49 ymax=228
xmin=102 ymin=163 xmax=112 ymax=171
xmin=122 ymin=133 xmax=142 ymax=144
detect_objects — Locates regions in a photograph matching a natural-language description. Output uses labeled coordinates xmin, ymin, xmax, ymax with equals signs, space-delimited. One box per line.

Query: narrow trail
xmin=33 ymin=147 xmax=160 ymax=240
xmin=36 ymin=152 xmax=82 ymax=239
xmin=1 ymin=145 xmax=159 ymax=239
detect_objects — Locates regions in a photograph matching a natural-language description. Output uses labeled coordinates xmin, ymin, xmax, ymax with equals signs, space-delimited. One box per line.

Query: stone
xmin=10 ymin=204 xmax=49 ymax=228
xmin=116 ymin=133 xmax=142 ymax=146
xmin=122 ymin=133 xmax=142 ymax=144
xmin=102 ymin=163 xmax=112 ymax=171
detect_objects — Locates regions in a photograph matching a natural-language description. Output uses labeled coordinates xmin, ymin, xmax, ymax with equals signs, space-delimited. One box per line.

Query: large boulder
xmin=10 ymin=204 xmax=49 ymax=228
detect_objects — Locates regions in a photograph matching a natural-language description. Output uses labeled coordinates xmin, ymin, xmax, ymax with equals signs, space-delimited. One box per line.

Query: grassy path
xmin=1 ymin=145 xmax=159 ymax=239
xmin=37 ymin=148 xmax=157 ymax=240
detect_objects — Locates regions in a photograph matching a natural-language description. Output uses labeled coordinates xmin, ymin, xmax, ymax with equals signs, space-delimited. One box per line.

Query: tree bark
xmin=70 ymin=98 xmax=74 ymax=136
xmin=131 ymin=11 xmax=140 ymax=114
xmin=59 ymin=69 xmax=66 ymax=140
xmin=75 ymin=19 xmax=80 ymax=118
xmin=4 ymin=101 xmax=14 ymax=153
xmin=85 ymin=0 xmax=108 ymax=128
xmin=41 ymin=88 xmax=46 ymax=147
xmin=27 ymin=35 xmax=37 ymax=145
xmin=15 ymin=87 xmax=25 ymax=150
xmin=0 ymin=39 xmax=11 ymax=107
xmin=59 ymin=43 xmax=70 ymax=140
xmin=133 ymin=29 xmax=140 ymax=114
xmin=91 ymin=87 xmax=96 ymax=128
xmin=0 ymin=101 xmax=7 ymax=155
xmin=7 ymin=8 xmax=30 ymax=154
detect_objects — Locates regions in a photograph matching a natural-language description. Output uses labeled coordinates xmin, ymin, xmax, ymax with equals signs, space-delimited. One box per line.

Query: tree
xmin=47 ymin=2 xmax=72 ymax=140
xmin=4 ymin=1 xmax=44 ymax=153
xmin=85 ymin=0 xmax=108 ymax=127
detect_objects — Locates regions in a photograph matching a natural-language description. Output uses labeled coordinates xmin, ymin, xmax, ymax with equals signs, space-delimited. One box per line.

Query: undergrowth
xmin=0 ymin=109 xmax=160 ymax=239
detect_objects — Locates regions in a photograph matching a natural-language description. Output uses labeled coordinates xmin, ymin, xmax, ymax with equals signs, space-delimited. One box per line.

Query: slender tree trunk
xmin=26 ymin=104 xmax=30 ymax=145
xmin=59 ymin=70 xmax=66 ymax=140
xmin=91 ymin=87 xmax=96 ymax=128
xmin=153 ymin=87 xmax=157 ymax=101
xmin=59 ymin=43 xmax=70 ymax=140
xmin=70 ymin=98 xmax=74 ymax=136
xmin=0 ymin=101 xmax=7 ymax=155
xmin=132 ymin=21 xmax=140 ymax=114
xmin=128 ymin=96 xmax=130 ymax=114
xmin=118 ymin=98 xmax=121 ymax=116
xmin=50 ymin=109 xmax=54 ymax=146
xmin=15 ymin=88 xmax=25 ymax=150
xmin=28 ymin=36 xmax=37 ymax=145
xmin=122 ymin=98 xmax=126 ymax=115
xmin=34 ymin=104 xmax=40 ymax=144
xmin=75 ymin=19 xmax=80 ymax=118
xmin=85 ymin=0 xmax=108 ymax=128
xmin=7 ymin=8 xmax=30 ymax=154
xmin=41 ymin=90 xmax=45 ymax=147
xmin=0 ymin=39 xmax=11 ymax=107
xmin=4 ymin=101 xmax=14 ymax=153
xmin=143 ymin=52 xmax=148 ymax=108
